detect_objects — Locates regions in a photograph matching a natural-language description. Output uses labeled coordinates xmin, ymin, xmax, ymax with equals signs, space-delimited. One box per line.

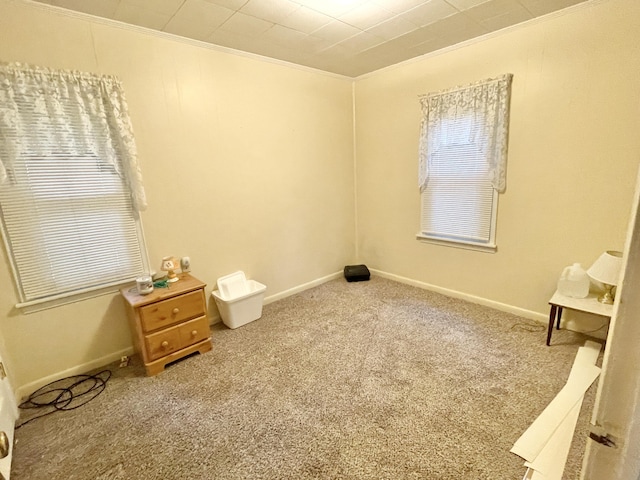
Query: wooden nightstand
xmin=120 ymin=273 xmax=212 ymax=375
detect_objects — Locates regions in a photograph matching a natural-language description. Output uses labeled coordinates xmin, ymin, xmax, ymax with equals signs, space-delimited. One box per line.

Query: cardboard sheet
xmin=511 ymin=341 xmax=602 ymax=471
xmin=511 ymin=364 xmax=600 ymax=462
xmin=524 ymin=400 xmax=581 ymax=476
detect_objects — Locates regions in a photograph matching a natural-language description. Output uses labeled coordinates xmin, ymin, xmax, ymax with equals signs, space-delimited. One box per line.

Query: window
xmin=417 ymin=75 xmax=513 ymax=252
xmin=0 ymin=63 xmax=148 ymax=308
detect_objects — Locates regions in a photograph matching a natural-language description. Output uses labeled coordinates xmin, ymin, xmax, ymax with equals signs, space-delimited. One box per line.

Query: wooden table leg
xmin=556 ymin=307 xmax=563 ymax=330
xmin=547 ymin=305 xmax=557 ymax=346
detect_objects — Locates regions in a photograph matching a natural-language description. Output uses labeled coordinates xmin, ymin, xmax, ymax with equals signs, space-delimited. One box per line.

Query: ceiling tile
xmin=114 ymin=3 xmax=172 ymax=30
xmin=408 ymin=35 xmax=452 ymax=56
xmin=240 ymin=0 xmax=299 ymax=24
xmin=337 ymin=31 xmax=386 ymax=53
xmin=366 ymin=15 xmax=418 ymax=40
xmin=218 ymin=12 xmax=274 ymax=35
xmin=339 ymin=3 xmax=396 ymax=30
xmin=119 ymin=0 xmax=185 ymax=17
xmin=355 ymin=40 xmax=416 ymax=68
xmin=308 ymin=56 xmax=352 ymax=75
xmin=478 ymin=6 xmax=533 ymax=30
xmin=164 ymin=0 xmax=234 ymax=40
xmin=252 ymin=43 xmax=310 ymax=64
xmin=212 ymin=33 xmax=310 ymax=66
xmin=315 ymin=43 xmax=352 ymax=61
xmin=463 ymin=0 xmax=534 ymax=29
xmin=296 ymin=34 xmax=336 ymax=53
xmin=464 ymin=0 xmax=527 ymax=20
xmin=261 ymin=24 xmax=309 ymax=47
xmin=399 ymin=0 xmax=459 ymax=27
xmin=446 ymin=0 xmax=492 ymax=10
xmin=295 ymin=0 xmax=368 ymax=18
xmin=202 ymin=0 xmax=248 ymax=10
xmin=278 ymin=6 xmax=333 ymax=34
xmin=312 ymin=20 xmax=363 ymax=44
xmin=207 ymin=28 xmax=258 ymax=51
xmin=48 ymin=0 xmax=119 ymax=18
xmin=372 ymin=0 xmax=429 ymax=15
xmin=518 ymin=0 xmax=586 ymax=16
xmin=369 ymin=24 xmax=435 ymax=50
xmin=420 ymin=13 xmax=489 ymax=45
xmin=207 ymin=28 xmax=255 ymax=49
xmin=312 ymin=43 xmax=383 ymax=74
xmin=433 ymin=27 xmax=485 ymax=47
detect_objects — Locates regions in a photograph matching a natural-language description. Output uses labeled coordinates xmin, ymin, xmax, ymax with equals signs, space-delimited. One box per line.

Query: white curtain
xmin=0 ymin=62 xmax=147 ymax=211
xmin=418 ymin=74 xmax=513 ymax=193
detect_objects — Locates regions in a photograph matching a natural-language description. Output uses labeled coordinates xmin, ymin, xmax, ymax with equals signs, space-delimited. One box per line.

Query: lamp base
xmin=597 ymin=284 xmax=615 ymax=304
xmin=167 ymin=270 xmax=179 ymax=283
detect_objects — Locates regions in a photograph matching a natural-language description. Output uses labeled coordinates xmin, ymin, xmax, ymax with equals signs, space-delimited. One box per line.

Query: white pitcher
xmin=557 ymin=263 xmax=590 ymax=298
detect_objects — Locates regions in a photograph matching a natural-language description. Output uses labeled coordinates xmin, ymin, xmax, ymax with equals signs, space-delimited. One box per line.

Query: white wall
xmin=1 ymin=0 xmax=639 ymax=397
xmin=0 ymin=0 xmax=355 ymax=395
xmin=354 ymin=0 xmax=640 ymax=325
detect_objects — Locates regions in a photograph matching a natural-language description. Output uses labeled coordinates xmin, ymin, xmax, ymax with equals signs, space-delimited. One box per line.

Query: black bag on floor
xmin=344 ymin=264 xmax=370 ymax=282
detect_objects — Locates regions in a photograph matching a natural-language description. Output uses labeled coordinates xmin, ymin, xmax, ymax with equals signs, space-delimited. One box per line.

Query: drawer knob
xmin=161 ymin=341 xmax=169 ymax=349
xmin=191 ymin=330 xmax=197 ymax=337
xmin=172 ymin=308 xmax=179 ymax=314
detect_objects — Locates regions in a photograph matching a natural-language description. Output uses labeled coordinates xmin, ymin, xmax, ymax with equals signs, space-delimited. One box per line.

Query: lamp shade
xmin=587 ymin=250 xmax=623 ymax=286
xmin=160 ymin=256 xmax=178 ymax=272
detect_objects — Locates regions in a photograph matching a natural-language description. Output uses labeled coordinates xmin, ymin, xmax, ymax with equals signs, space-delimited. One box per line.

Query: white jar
xmin=136 ymin=275 xmax=154 ymax=295
xmin=557 ymin=263 xmax=590 ymax=298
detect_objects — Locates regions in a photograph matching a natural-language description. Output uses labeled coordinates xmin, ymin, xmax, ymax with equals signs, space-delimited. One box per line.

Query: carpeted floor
xmin=11 ymin=276 xmax=599 ymax=479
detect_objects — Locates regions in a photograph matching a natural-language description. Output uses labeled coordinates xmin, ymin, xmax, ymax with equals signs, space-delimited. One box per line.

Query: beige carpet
xmin=12 ymin=276 xmax=598 ymax=480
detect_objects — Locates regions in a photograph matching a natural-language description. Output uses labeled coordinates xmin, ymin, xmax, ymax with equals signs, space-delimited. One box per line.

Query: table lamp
xmin=587 ymin=250 xmax=623 ymax=304
xmin=160 ymin=256 xmax=179 ymax=283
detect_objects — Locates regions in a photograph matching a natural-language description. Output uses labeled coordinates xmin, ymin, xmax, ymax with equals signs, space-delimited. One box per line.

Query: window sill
xmin=416 ymin=234 xmax=497 ymax=253
xmin=15 ymin=281 xmax=128 ymax=314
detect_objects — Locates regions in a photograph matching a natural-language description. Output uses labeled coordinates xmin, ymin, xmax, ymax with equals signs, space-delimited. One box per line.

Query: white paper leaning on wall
xmin=511 ymin=341 xmax=602 ymax=480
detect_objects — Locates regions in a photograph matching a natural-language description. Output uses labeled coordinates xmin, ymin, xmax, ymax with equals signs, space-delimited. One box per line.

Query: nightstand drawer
xmin=145 ymin=316 xmax=209 ymax=361
xmin=139 ymin=290 xmax=205 ymax=332
xmin=178 ymin=316 xmax=210 ymax=345
xmin=145 ymin=325 xmax=182 ymax=361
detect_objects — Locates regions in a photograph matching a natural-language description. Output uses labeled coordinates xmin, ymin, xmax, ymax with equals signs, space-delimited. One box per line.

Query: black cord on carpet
xmin=510 ymin=321 xmax=608 ymax=335
xmin=573 ymin=322 xmax=609 ymax=335
xmin=16 ymin=369 xmax=111 ymax=429
xmin=511 ymin=322 xmax=546 ymax=333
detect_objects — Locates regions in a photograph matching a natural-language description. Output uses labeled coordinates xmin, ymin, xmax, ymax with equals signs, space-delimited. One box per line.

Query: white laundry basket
xmin=212 ymin=272 xmax=266 ymax=329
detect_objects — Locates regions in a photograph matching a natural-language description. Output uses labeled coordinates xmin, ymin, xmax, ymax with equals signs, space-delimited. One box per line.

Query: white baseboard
xmin=16 ymin=272 xmax=343 ymax=399
xmin=17 ymin=269 xmax=562 ymax=401
xmin=371 ymin=269 xmax=548 ymax=324
xmin=16 ymin=346 xmax=135 ymax=402
xmin=263 ymin=271 xmax=343 ymax=305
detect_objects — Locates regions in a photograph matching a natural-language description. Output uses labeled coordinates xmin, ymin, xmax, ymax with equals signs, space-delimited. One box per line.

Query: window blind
xmin=0 ymin=64 xmax=148 ymax=306
xmin=420 ymin=134 xmax=496 ymax=245
xmin=0 ymin=153 xmax=146 ymax=303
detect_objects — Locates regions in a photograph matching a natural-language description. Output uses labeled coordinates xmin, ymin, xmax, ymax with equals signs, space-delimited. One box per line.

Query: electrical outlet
xmin=119 ymin=355 xmax=130 ymax=368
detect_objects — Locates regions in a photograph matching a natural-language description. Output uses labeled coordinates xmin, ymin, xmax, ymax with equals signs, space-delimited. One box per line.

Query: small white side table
xmin=547 ymin=291 xmax=613 ymax=346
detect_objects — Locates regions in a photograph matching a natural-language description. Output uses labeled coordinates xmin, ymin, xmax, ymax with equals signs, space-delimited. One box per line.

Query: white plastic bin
xmin=212 ymin=279 xmax=266 ymax=329
xmin=216 ymin=271 xmax=249 ymax=299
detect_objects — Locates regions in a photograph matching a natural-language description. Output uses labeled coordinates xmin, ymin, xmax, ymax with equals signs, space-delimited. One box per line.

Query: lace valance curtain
xmin=0 ymin=62 xmax=147 ymax=211
xmin=418 ymin=74 xmax=513 ymax=193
